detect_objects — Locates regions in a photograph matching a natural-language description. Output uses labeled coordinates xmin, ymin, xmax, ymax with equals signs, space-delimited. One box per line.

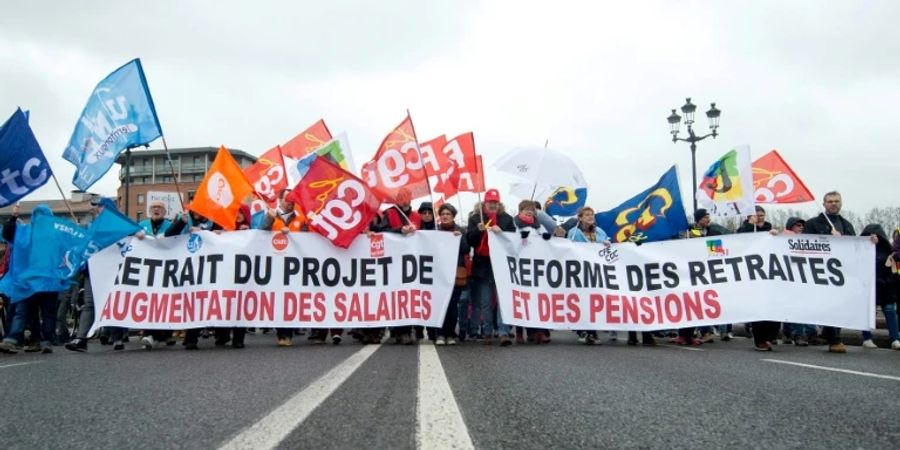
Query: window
xmin=136 ymin=211 xmax=143 ymax=221
xmin=188 ymin=190 xmax=196 ymax=201
xmin=137 ymin=194 xmax=145 ymax=205
xmin=163 ymin=175 xmax=172 ymax=183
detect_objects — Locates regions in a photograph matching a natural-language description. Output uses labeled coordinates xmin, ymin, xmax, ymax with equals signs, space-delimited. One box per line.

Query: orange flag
xmin=281 ymin=119 xmax=333 ymax=159
xmin=752 ymin=149 xmax=814 ymax=204
xmin=360 ymin=114 xmax=429 ymax=203
xmin=191 ymin=146 xmax=255 ymax=230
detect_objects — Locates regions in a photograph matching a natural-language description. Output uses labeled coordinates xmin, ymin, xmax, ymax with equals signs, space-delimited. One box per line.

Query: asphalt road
xmin=2 ymin=332 xmax=899 ymax=449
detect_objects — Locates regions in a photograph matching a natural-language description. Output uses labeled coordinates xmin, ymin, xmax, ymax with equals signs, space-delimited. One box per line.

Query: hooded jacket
xmin=860 ymin=224 xmax=897 ymax=305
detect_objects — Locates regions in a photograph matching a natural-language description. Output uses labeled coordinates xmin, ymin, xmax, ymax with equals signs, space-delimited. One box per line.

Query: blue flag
xmin=595 ymin=166 xmax=689 ymax=244
xmin=62 ymin=59 xmax=162 ymax=191
xmin=85 ymin=199 xmax=142 ymax=252
xmin=545 ymin=187 xmax=587 ymax=217
xmin=0 ymin=108 xmax=52 ymax=207
xmin=0 ymin=206 xmax=89 ymax=302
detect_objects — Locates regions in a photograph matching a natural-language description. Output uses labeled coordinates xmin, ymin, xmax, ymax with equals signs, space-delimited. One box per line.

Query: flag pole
xmin=530 ymin=139 xmax=549 ymax=201
xmin=160 ymin=136 xmax=188 ymax=213
xmin=405 ymin=109 xmax=437 ymax=217
xmin=49 ymin=171 xmax=78 ymax=222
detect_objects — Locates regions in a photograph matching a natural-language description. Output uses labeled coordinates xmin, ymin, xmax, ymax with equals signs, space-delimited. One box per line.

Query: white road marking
xmin=762 ymin=359 xmax=900 ymax=382
xmin=218 ymin=344 xmax=381 ymax=450
xmin=658 ymin=344 xmax=705 ymax=352
xmin=0 ymin=361 xmax=44 ymax=369
xmin=417 ymin=344 xmax=475 ymax=450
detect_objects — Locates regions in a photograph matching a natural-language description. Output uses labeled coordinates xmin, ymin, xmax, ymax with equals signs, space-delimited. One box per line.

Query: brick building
xmin=114 ymin=147 xmax=256 ymax=221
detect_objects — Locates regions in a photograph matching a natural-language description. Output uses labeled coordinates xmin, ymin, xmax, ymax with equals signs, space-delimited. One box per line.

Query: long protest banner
xmin=87 ymin=230 xmax=459 ymax=335
xmin=488 ymin=232 xmax=875 ymax=331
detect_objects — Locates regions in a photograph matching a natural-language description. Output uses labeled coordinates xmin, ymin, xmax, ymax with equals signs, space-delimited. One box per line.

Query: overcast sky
xmin=2 ymin=0 xmax=898 ymax=217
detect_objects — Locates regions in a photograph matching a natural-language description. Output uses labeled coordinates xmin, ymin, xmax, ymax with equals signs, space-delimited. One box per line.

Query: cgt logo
xmin=370 ymin=234 xmax=385 ymax=257
xmin=706 ymin=239 xmax=728 ymax=257
xmin=187 ymin=233 xmax=203 ymax=254
xmin=272 ymin=233 xmax=289 ymax=252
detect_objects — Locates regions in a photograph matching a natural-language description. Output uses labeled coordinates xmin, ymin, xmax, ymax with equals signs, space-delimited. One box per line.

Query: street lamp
xmin=668 ymin=98 xmax=721 ymax=215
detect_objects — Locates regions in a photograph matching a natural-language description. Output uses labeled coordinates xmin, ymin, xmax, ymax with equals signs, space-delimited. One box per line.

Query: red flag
xmin=460 ymin=155 xmax=485 ymax=193
xmin=360 ymin=115 xmax=429 ymax=203
xmin=190 ymin=146 xmax=255 ymax=230
xmin=434 ymin=159 xmax=461 ymax=199
xmin=419 ymin=134 xmax=448 ymax=177
xmin=292 ymin=156 xmax=382 ymax=249
xmin=444 ymin=132 xmax=478 ymax=175
xmin=243 ymin=145 xmax=288 ymax=203
xmin=281 ymin=119 xmax=333 ymax=159
xmin=752 ymin=150 xmax=814 ymax=203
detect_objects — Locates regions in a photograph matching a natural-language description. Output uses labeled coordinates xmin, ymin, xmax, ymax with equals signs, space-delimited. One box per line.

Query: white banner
xmin=488 ymin=232 xmax=875 ymax=331
xmin=146 ymin=191 xmax=184 ymax=219
xmin=88 ymin=230 xmax=459 ymax=335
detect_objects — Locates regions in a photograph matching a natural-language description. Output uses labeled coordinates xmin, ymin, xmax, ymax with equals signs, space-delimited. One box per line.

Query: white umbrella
xmin=492 ymin=146 xmax=588 ymax=194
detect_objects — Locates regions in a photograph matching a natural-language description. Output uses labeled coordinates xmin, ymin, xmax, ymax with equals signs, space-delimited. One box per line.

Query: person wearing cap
xmin=466 ymin=188 xmax=516 ymax=346
xmin=376 ymin=188 xmax=420 ymax=345
xmin=417 ymin=202 xmax=436 ymax=230
xmin=139 ymin=199 xmax=172 ymax=238
xmin=433 ymin=203 xmax=469 ymax=345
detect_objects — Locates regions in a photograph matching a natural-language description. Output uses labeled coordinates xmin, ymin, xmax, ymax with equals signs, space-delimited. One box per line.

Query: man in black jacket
xmin=736 ymin=205 xmax=773 ymax=233
xmin=804 ymin=191 xmax=856 ymax=353
xmin=466 ymin=189 xmax=516 ymax=345
xmin=737 ymin=206 xmax=777 ymax=350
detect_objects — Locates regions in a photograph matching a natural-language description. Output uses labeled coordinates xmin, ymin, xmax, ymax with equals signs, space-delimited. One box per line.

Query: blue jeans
xmin=787 ymin=323 xmax=816 ymax=338
xmin=472 ymin=274 xmax=509 ymax=337
xmin=2 ymin=292 xmax=58 ymax=347
xmin=457 ymin=283 xmax=479 ymax=337
xmin=862 ymin=303 xmax=900 ymax=342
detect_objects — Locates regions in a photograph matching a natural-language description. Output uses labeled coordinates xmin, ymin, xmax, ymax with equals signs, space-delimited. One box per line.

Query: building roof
xmin=114 ymin=146 xmax=257 ymax=164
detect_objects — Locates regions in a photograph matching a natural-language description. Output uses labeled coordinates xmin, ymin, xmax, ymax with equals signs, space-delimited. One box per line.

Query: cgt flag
xmin=243 ymin=145 xmax=288 ymax=204
xmin=752 ymin=149 xmax=814 ymax=204
xmin=697 ymin=145 xmax=754 ymax=217
xmin=0 ymin=108 xmax=52 ymax=207
xmin=292 ymin=156 xmax=382 ymax=249
xmin=360 ymin=114 xmax=429 ymax=203
xmin=595 ymin=165 xmax=689 ymax=243
xmin=191 ymin=146 xmax=255 ymax=231
xmin=63 ymin=59 xmax=162 ymax=191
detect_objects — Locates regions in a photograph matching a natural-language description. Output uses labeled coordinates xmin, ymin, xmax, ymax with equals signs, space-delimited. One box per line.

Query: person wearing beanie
xmin=431 ymin=203 xmax=470 ymax=345
xmin=466 ymin=188 xmax=515 ymax=346
xmin=418 ymin=202 xmax=436 ymax=230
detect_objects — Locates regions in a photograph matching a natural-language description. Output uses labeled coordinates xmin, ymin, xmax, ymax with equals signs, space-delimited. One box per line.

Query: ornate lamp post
xmin=667 ymin=98 xmax=721 ymax=214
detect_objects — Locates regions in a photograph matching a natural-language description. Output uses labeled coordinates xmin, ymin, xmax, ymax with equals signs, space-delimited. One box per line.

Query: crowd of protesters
xmin=0 ymin=190 xmax=897 ymax=355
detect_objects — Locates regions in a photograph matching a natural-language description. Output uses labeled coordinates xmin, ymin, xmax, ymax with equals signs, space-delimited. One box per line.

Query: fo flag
xmin=361 ymin=115 xmax=428 ymax=203
xmin=0 ymin=108 xmax=51 ymax=207
xmin=63 ymin=59 xmax=162 ymax=191
xmin=697 ymin=145 xmax=754 ymax=217
xmin=292 ymin=156 xmax=382 ymax=249
xmin=596 ymin=166 xmax=689 ymax=243
xmin=752 ymin=149 xmax=814 ymax=204
xmin=191 ymin=146 xmax=254 ymax=230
